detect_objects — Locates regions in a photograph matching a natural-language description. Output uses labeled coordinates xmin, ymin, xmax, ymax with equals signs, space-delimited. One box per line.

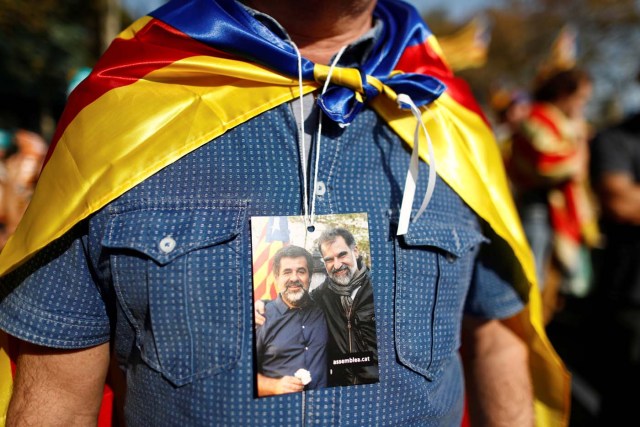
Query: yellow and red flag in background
xmin=252 ymin=217 xmax=290 ymax=302
xmin=0 ymin=332 xmax=14 ymax=425
xmin=438 ymin=17 xmax=491 ymax=71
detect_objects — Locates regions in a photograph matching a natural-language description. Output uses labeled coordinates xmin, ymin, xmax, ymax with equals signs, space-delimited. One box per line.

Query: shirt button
xmin=316 ymin=181 xmax=326 ymax=196
xmin=159 ymin=236 xmax=177 ymax=254
xmin=302 ymin=325 xmax=305 ymax=329
xmin=305 ymin=347 xmax=309 ymax=351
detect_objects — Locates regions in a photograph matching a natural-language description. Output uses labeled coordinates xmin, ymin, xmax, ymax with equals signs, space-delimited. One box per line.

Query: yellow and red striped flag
xmin=0 ymin=332 xmax=15 ymax=426
xmin=437 ymin=17 xmax=491 ymax=71
xmin=252 ymin=217 xmax=290 ymax=302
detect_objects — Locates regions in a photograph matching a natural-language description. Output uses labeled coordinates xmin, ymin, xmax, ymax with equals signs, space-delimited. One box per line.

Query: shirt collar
xmin=274 ymin=293 xmax=314 ymax=314
xmin=274 ymin=294 xmax=290 ymax=314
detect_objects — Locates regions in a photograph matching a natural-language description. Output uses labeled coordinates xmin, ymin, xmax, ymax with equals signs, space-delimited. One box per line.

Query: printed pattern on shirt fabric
xmin=123 ymin=357 xmax=304 ymax=426
xmin=103 ymin=200 xmax=246 ymax=386
xmin=313 ymin=108 xmax=482 ymax=359
xmin=298 ymin=108 xmax=484 ymax=425
xmin=101 ymin=106 xmax=313 ymax=425
xmin=0 ymin=226 xmax=111 ymax=348
xmin=396 ymin=209 xmax=486 ymax=378
xmin=107 ymin=104 xmax=482 ymax=425
xmin=0 ymin=105 xmax=519 ymax=426
xmin=100 ymin=105 xmax=476 ymax=425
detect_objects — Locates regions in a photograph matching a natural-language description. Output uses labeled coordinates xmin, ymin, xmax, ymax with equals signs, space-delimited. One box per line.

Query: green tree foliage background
xmin=0 ymin=0 xmax=128 ymax=137
xmin=427 ymin=0 xmax=640 ymax=127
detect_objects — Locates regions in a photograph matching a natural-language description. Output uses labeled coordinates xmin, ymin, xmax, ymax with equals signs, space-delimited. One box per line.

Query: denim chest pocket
xmin=394 ymin=218 xmax=487 ymax=380
xmin=102 ymin=200 xmax=247 ymax=387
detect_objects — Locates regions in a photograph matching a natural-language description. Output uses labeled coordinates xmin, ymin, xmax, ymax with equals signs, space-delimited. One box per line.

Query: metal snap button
xmin=159 ymin=236 xmax=177 ymax=254
xmin=316 ymin=181 xmax=326 ymax=196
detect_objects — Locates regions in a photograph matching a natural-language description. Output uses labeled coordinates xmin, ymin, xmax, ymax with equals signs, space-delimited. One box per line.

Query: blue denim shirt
xmin=0 ymin=102 xmax=524 ymax=426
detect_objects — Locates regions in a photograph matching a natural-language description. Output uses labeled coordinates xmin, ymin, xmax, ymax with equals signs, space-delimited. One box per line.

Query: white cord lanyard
xmin=290 ymin=44 xmax=436 ymax=236
xmin=291 ymin=42 xmax=348 ymax=230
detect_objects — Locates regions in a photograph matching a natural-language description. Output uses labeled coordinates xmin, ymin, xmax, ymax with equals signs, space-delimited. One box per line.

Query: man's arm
xmin=598 ymin=172 xmax=640 ymax=225
xmin=254 ymin=299 xmax=266 ymax=326
xmin=460 ymin=315 xmax=534 ymax=427
xmin=7 ymin=340 xmax=110 ymax=427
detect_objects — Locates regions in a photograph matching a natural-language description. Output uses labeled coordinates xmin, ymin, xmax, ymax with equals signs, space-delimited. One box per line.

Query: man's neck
xmin=241 ymin=0 xmax=376 ymax=64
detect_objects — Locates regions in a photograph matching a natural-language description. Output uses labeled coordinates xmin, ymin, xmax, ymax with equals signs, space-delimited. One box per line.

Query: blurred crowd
xmin=0 ymin=129 xmax=47 ymax=250
xmin=0 ymin=67 xmax=88 ymax=251
xmin=490 ymin=66 xmax=598 ymax=321
xmin=487 ymin=57 xmax=640 ymax=425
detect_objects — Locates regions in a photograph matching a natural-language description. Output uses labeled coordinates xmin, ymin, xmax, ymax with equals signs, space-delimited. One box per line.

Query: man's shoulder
xmin=303 ymin=299 xmax=326 ymax=318
xmin=263 ymin=298 xmax=286 ymax=318
xmin=355 ymin=270 xmax=374 ymax=302
xmin=310 ymin=279 xmax=331 ymax=297
xmin=358 ymin=267 xmax=373 ymax=288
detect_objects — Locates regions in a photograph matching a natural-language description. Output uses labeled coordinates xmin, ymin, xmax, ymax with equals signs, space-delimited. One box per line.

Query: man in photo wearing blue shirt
xmin=256 ymin=245 xmax=328 ymax=396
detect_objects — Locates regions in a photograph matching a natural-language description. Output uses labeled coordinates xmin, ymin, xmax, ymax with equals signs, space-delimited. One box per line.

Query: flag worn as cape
xmin=0 ymin=0 xmax=570 ymax=425
xmin=0 ymin=332 xmax=13 ymax=425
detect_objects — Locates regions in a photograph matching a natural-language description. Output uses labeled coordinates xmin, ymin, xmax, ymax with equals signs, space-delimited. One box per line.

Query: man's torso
xmin=2 ymin=103 xmax=493 ymax=425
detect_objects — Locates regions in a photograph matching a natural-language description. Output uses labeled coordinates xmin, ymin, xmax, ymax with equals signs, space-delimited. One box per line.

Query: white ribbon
xmin=396 ymin=93 xmax=437 ymax=236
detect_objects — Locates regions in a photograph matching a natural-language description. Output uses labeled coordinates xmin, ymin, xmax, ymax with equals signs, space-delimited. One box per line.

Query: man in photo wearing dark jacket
xmin=313 ymin=227 xmax=378 ymax=386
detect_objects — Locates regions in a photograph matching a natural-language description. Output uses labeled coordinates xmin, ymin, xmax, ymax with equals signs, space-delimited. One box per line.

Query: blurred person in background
xmin=0 ymin=130 xmax=13 ymax=236
xmin=0 ymin=130 xmax=11 ymax=162
xmin=508 ymin=67 xmax=600 ymax=323
xmin=489 ymin=87 xmax=532 ymax=166
xmin=589 ymin=70 xmax=640 ymax=424
xmin=0 ymin=129 xmax=47 ymax=250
